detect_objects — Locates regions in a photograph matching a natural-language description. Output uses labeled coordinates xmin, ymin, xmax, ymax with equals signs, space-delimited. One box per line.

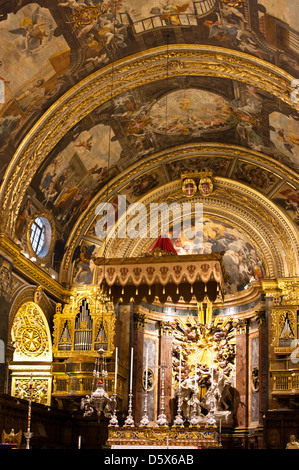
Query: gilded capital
xmin=133 ymin=313 xmax=146 ymax=330
xmin=255 ymin=310 xmax=266 ymax=326
xmin=160 ymin=321 xmax=174 ymax=336
xmin=235 ymin=319 xmax=248 ymax=335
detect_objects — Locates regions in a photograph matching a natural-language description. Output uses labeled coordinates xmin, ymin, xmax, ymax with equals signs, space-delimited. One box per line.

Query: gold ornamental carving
xmin=271 ymin=307 xmax=297 ymax=351
xmin=262 ymin=278 xmax=299 ymax=305
xmin=107 ymin=426 xmax=219 ymax=448
xmin=255 ymin=310 xmax=266 ymax=326
xmin=52 ymin=285 xmax=116 ymax=358
xmin=1 ymin=429 xmax=22 ymax=448
xmin=160 ymin=321 xmax=174 ymax=336
xmin=11 ymin=302 xmax=51 ymax=361
xmin=265 ymin=277 xmax=299 ymax=354
xmin=277 ymin=279 xmax=299 ymax=306
xmin=0 ymin=235 xmax=67 ymax=302
xmin=13 ymin=378 xmax=49 ymax=405
xmin=235 ymin=319 xmax=248 ymax=335
xmin=133 ymin=313 xmax=146 ymax=330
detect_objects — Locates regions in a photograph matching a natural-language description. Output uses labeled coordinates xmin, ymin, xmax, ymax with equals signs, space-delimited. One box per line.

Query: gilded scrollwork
xmin=271 ymin=307 xmax=297 ymax=348
xmin=278 ymin=279 xmax=299 ymax=305
xmin=52 ymin=285 xmax=116 ymax=358
xmin=160 ymin=321 xmax=174 ymax=336
xmin=13 ymin=377 xmax=50 ymax=405
xmin=11 ymin=302 xmax=52 ymax=361
xmin=266 ymin=278 xmax=299 ymax=351
xmin=133 ymin=313 xmax=146 ymax=330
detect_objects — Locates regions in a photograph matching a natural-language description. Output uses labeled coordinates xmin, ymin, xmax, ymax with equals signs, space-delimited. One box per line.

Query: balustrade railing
xmin=272 ymin=372 xmax=299 ymax=393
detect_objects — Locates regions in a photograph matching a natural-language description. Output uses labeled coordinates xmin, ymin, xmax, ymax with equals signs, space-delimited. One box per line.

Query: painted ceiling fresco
xmin=0 ymin=1 xmax=298 ymax=160
xmin=0 ymin=0 xmax=298 ymax=289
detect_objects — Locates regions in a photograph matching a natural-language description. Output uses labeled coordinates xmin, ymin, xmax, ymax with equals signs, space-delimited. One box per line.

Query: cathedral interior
xmin=0 ymin=0 xmax=298 ymax=450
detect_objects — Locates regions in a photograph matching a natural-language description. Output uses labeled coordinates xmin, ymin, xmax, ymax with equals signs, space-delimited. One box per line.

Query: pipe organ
xmin=53 ymin=286 xmax=116 ymax=358
xmin=74 ymin=299 xmax=93 ymax=351
xmin=51 ymin=286 xmax=119 ymax=406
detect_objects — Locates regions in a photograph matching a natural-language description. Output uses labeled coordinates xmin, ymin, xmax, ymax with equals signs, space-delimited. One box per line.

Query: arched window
xmin=30 ymin=217 xmax=45 ymax=255
xmin=30 ymin=217 xmax=52 ymax=258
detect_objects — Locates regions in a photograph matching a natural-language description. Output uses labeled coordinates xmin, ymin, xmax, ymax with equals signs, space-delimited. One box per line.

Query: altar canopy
xmin=95 ymin=252 xmax=226 ymax=304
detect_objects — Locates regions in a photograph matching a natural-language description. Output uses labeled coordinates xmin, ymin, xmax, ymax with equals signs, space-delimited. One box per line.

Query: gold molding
xmin=262 ymin=277 xmax=299 ymax=304
xmin=0 ymin=234 xmax=68 ymax=301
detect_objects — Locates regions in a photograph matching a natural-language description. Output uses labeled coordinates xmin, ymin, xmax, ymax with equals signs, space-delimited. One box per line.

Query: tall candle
xmin=211 ymin=348 xmax=214 ymax=387
xmin=114 ymin=347 xmax=118 ymax=392
xmin=195 ymin=348 xmax=197 ymax=381
xmin=145 ymin=347 xmax=148 ymax=391
xmin=130 ymin=347 xmax=133 ymax=390
xmin=179 ymin=346 xmax=182 ymax=388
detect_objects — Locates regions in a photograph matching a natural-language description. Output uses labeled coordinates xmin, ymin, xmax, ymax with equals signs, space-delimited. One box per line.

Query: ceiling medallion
xmin=181 ymin=170 xmax=214 ymax=197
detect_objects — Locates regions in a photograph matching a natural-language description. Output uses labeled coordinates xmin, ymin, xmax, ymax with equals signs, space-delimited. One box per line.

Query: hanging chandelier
xmin=80 ymin=348 xmax=115 ymax=418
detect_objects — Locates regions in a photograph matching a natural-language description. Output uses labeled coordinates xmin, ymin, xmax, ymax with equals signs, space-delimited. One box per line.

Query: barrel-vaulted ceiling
xmin=0 ymin=0 xmax=298 ymax=298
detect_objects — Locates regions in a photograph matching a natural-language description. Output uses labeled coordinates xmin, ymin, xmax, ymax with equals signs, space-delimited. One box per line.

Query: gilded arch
xmin=60 ymin=143 xmax=299 ymax=287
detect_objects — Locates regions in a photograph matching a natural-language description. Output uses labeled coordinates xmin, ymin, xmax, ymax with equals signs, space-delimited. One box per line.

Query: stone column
xmin=132 ymin=312 xmax=146 ymax=424
xmin=235 ymin=319 xmax=249 ymax=443
xmin=256 ymin=310 xmax=267 ymax=425
xmin=158 ymin=321 xmax=174 ymax=422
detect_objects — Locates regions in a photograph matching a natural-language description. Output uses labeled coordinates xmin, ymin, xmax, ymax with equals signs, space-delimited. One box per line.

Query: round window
xmin=30 ymin=217 xmax=52 ymax=258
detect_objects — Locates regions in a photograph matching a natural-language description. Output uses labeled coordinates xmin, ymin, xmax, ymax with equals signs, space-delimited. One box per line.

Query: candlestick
xmin=114 ymin=347 xmax=118 ymax=392
xmin=174 ymin=349 xmax=184 ymax=427
xmin=109 ymin=347 xmax=119 ymax=427
xmin=145 ymin=347 xmax=148 ymax=391
xmin=189 ymin=347 xmax=200 ymax=427
xmin=25 ymin=374 xmax=33 ymax=449
xmin=130 ymin=347 xmax=133 ymax=390
xmin=140 ymin=347 xmax=150 ymax=426
xmin=179 ymin=346 xmax=181 ymax=387
xmin=156 ymin=365 xmax=168 ymax=426
xmin=206 ymin=348 xmax=216 ymax=427
xmin=211 ymin=348 xmax=214 ymax=387
xmin=124 ymin=348 xmax=135 ymax=427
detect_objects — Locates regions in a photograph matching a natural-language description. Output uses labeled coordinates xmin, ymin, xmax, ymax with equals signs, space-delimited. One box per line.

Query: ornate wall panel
xmin=9 ymin=301 xmax=53 ymax=406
